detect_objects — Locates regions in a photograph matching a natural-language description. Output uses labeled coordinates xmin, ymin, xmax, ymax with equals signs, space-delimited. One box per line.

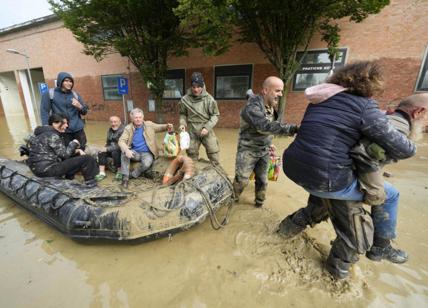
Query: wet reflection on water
xmin=0 ymin=114 xmax=427 ymax=307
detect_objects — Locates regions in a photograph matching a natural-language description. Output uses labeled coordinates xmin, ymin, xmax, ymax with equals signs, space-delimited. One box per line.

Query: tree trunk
xmin=154 ymin=94 xmax=164 ymax=123
xmin=278 ymin=78 xmax=291 ymax=123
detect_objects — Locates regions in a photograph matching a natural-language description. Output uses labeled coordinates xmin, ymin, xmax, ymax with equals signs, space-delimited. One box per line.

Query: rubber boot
xmin=277 ymin=195 xmax=328 ymax=239
xmin=232 ymin=180 xmax=245 ymax=203
xmin=326 ymin=238 xmax=359 ymax=280
xmin=277 ymin=209 xmax=308 ymax=239
xmin=255 ymin=189 xmax=266 ymax=207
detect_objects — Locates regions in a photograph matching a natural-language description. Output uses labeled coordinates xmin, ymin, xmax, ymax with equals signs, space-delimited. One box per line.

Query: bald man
xmin=350 ymin=93 xmax=428 ymax=206
xmin=233 ymin=76 xmax=299 ymax=207
xmin=95 ymin=115 xmax=125 ymax=181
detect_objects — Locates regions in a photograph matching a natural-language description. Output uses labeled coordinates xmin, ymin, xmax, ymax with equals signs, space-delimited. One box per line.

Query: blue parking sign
xmin=38 ymin=82 xmax=48 ymax=95
xmin=117 ymin=77 xmax=128 ymax=95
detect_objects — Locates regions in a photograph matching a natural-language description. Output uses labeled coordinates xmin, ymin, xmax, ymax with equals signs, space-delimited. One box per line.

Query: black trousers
xmin=42 ymin=156 xmax=98 ymax=181
xmin=98 ymin=149 xmax=121 ymax=167
xmin=64 ymin=129 xmax=87 ymax=151
xmin=299 ymin=195 xmax=374 ymax=262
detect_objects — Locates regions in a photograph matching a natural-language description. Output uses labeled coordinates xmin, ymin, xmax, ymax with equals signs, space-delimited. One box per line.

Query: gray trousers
xmin=120 ymin=150 xmax=154 ymax=178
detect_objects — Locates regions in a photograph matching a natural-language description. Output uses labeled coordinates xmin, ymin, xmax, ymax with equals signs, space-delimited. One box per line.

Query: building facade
xmin=1 ymin=0 xmax=427 ymax=128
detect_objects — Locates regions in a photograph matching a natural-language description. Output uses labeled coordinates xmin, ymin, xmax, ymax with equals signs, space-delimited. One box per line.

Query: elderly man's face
xmin=132 ymin=112 xmax=144 ymax=127
xmin=109 ymin=117 xmax=121 ymax=130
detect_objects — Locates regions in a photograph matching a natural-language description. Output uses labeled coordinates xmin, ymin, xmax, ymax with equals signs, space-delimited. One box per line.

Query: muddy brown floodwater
xmin=0 ymin=116 xmax=427 ymax=307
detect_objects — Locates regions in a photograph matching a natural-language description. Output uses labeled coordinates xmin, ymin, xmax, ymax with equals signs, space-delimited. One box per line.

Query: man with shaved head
xmin=95 ymin=115 xmax=125 ymax=181
xmin=353 ymin=93 xmax=428 ymax=206
xmin=233 ymin=76 xmax=298 ymax=207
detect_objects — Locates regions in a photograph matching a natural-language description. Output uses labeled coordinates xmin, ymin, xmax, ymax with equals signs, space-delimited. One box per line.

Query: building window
xmin=215 ymin=64 xmax=252 ymax=99
xmin=292 ymin=48 xmax=347 ymax=91
xmin=163 ymin=69 xmax=185 ymax=99
xmin=101 ymin=74 xmax=124 ymax=100
xmin=416 ymin=46 xmax=428 ymax=91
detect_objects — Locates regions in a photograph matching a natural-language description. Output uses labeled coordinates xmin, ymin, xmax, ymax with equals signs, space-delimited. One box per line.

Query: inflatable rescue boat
xmin=0 ymin=157 xmax=233 ymax=241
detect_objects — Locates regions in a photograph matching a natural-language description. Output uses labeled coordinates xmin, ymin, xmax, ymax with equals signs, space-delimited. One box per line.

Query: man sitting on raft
xmin=26 ymin=114 xmax=98 ymax=187
xmin=118 ymin=108 xmax=172 ymax=188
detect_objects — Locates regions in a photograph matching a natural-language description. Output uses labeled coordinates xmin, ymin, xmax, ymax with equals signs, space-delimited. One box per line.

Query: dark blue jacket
xmin=40 ymin=72 xmax=88 ymax=133
xmin=283 ymin=92 xmax=416 ymax=192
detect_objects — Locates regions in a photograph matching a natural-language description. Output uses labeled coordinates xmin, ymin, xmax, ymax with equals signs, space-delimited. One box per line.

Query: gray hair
xmin=130 ymin=108 xmax=144 ymax=118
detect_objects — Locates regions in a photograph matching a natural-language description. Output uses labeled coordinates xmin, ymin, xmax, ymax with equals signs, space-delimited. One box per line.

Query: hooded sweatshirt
xmin=40 ymin=72 xmax=88 ymax=133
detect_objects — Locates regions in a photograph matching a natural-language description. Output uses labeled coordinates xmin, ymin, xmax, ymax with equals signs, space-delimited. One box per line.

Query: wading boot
xmin=232 ymin=180 xmax=244 ymax=203
xmin=366 ymin=245 xmax=408 ymax=264
xmin=121 ymin=177 xmax=129 ymax=189
xmin=325 ymin=253 xmax=352 ymax=280
xmin=255 ymin=189 xmax=266 ymax=208
xmin=277 ymin=209 xmax=308 ymax=239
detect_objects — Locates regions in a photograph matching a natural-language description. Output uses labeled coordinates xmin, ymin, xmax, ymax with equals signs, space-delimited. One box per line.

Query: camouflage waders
xmin=233 ymin=147 xmax=269 ymax=207
xmin=187 ymin=127 xmax=220 ymax=165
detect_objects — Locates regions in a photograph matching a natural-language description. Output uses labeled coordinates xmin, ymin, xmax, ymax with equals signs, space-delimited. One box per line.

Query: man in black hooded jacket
xmin=27 ymin=114 xmax=98 ymax=187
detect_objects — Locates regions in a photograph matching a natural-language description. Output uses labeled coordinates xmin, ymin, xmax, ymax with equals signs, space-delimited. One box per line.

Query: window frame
xmin=214 ymin=64 xmax=253 ymax=100
xmin=163 ymin=68 xmax=185 ymax=100
xmin=101 ymin=74 xmax=125 ymax=101
xmin=415 ymin=45 xmax=428 ymax=92
xmin=292 ymin=48 xmax=348 ymax=92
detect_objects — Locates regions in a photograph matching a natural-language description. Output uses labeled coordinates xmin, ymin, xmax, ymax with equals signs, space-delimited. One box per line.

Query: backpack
xmin=49 ymin=88 xmax=78 ymax=100
xmin=48 ymin=88 xmax=85 ymax=122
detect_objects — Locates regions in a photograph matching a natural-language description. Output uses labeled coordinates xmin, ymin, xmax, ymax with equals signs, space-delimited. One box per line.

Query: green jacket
xmin=179 ymin=88 xmax=219 ymax=131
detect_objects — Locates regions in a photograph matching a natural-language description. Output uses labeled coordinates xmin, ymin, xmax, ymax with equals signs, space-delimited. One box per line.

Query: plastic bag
xmin=179 ymin=131 xmax=190 ymax=150
xmin=249 ymin=145 xmax=281 ymax=181
xmin=164 ymin=132 xmax=180 ymax=157
xmin=267 ymin=156 xmax=281 ymax=181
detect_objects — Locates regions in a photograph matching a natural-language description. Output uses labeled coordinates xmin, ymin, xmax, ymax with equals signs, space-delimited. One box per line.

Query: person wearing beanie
xmin=178 ymin=72 xmax=220 ymax=165
xmin=40 ymin=72 xmax=89 ymax=150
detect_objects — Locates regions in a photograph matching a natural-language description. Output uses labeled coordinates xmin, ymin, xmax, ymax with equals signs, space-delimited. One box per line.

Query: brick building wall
xmin=0 ymin=0 xmax=427 ymax=127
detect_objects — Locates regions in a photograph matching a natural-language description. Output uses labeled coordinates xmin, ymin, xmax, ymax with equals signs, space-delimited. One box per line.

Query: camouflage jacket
xmin=27 ymin=126 xmax=79 ymax=175
xmin=350 ymin=110 xmax=412 ymax=172
xmin=179 ymin=88 xmax=219 ymax=131
xmin=238 ymin=95 xmax=298 ymax=151
xmin=105 ymin=124 xmax=125 ymax=152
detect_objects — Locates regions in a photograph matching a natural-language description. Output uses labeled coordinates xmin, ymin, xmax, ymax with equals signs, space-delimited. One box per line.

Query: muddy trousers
xmin=291 ymin=195 xmax=374 ymax=272
xmin=98 ymin=149 xmax=121 ymax=168
xmin=37 ymin=155 xmax=98 ymax=181
xmin=120 ymin=151 xmax=154 ymax=178
xmin=187 ymin=130 xmax=220 ymax=165
xmin=63 ymin=129 xmax=87 ymax=151
xmin=233 ymin=148 xmax=269 ymax=206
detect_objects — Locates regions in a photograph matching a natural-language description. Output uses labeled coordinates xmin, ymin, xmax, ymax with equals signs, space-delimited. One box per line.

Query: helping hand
xmin=75 ymin=149 xmax=86 ymax=156
xmin=200 ymin=128 xmax=209 ymax=137
xmin=125 ymin=149 xmax=134 ymax=159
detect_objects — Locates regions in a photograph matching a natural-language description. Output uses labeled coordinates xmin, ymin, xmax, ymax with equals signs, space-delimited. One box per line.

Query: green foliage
xmin=176 ymin=0 xmax=390 ymax=117
xmin=49 ymin=0 xmax=189 ymax=119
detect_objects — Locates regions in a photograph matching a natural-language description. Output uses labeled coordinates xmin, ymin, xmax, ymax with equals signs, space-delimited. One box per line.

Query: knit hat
xmin=191 ymin=72 xmax=204 ymax=87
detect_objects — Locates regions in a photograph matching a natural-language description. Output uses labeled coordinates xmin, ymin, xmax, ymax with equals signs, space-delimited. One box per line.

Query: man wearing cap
xmin=179 ymin=72 xmax=220 ymax=165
